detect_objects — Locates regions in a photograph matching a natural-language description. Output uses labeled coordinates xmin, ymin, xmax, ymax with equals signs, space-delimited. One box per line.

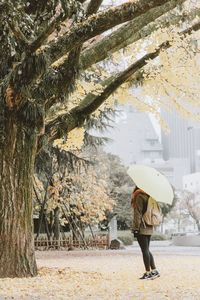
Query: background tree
xmin=165 ymin=189 xmax=200 ymax=233
xmin=34 ymin=119 xmax=116 ymax=244
xmin=0 ymin=0 xmax=200 ymax=277
xmin=181 ymin=190 xmax=200 ymax=232
xmin=95 ymin=152 xmax=134 ymax=229
xmin=47 ymin=166 xmax=115 ymax=235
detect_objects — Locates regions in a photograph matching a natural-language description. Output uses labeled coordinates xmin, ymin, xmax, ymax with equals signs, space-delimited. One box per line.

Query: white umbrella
xmin=127 ymin=164 xmax=174 ymax=205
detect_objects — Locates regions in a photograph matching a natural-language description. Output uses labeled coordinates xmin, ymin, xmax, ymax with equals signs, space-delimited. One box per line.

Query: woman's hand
xmin=133 ymin=230 xmax=139 ymax=238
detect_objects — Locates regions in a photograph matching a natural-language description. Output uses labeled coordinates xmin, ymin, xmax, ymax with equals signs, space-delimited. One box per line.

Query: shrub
xmin=117 ymin=231 xmax=134 ymax=245
xmin=132 ymin=233 xmax=167 ymax=241
xmin=151 ymin=233 xmax=168 ymax=241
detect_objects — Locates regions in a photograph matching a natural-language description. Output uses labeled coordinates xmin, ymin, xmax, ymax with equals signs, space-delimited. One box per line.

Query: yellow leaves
xmin=5 ymin=85 xmax=15 ymax=110
xmin=140 ymin=28 xmax=200 ymax=124
xmin=47 ymin=198 xmax=59 ymax=212
xmin=75 ymin=80 xmax=104 ymax=98
xmin=45 ymin=173 xmax=64 ymax=212
xmin=60 ymin=218 xmax=68 ymax=226
xmin=1 ymin=255 xmax=200 ymax=299
xmin=54 ymin=127 xmax=85 ymax=152
xmin=146 ymin=44 xmax=156 ymax=53
xmin=34 ymin=174 xmax=44 ymax=192
xmin=159 ymin=49 xmax=170 ymax=66
xmin=111 ymin=52 xmax=122 ymax=65
xmin=76 ymin=82 xmax=87 ymax=97
xmin=153 ymin=27 xmax=175 ymax=46
xmin=40 ymin=161 xmax=115 ymax=225
xmin=61 ymin=168 xmax=115 ymax=225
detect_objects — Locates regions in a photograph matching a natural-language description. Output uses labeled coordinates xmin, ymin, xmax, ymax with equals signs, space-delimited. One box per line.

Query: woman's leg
xmin=147 ymin=235 xmax=156 ymax=270
xmin=137 ymin=235 xmax=151 ymax=272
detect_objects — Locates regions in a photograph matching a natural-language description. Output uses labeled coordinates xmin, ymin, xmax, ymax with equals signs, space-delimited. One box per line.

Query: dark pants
xmin=137 ymin=234 xmax=156 ymax=272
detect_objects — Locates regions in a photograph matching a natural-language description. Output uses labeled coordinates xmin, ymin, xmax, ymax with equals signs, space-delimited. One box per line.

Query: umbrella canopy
xmin=127 ymin=164 xmax=174 ymax=205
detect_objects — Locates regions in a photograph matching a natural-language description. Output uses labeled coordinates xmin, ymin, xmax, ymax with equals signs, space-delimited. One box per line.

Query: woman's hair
xmin=131 ymin=186 xmax=138 ymax=208
xmin=131 ymin=186 xmax=146 ymax=208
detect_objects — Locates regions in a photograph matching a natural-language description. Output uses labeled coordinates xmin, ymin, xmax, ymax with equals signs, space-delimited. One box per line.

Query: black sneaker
xmin=151 ymin=270 xmax=160 ymax=279
xmin=139 ymin=272 xmax=153 ymax=280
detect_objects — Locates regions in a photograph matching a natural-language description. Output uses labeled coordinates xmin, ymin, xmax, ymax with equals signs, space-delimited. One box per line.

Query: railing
xmin=34 ymin=234 xmax=109 ymax=250
xmin=171 ymin=232 xmax=200 ymax=246
xmin=171 ymin=231 xmax=200 ymax=237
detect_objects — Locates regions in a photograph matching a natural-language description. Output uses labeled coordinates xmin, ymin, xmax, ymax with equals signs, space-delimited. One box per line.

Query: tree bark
xmin=54 ymin=207 xmax=60 ymax=249
xmin=80 ymin=0 xmax=187 ymax=70
xmin=0 ymin=113 xmax=37 ymax=278
xmin=46 ymin=0 xmax=171 ymax=63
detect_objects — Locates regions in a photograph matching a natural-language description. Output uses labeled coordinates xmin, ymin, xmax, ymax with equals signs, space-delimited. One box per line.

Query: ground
xmin=0 ymin=242 xmax=200 ymax=299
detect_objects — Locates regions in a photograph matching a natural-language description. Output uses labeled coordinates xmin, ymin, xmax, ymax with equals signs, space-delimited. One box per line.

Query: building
xmin=104 ymin=105 xmax=163 ymax=165
xmin=140 ymin=158 xmax=190 ymax=189
xmin=100 ymin=105 xmax=191 ymax=189
xmin=183 ymin=172 xmax=200 ymax=193
xmin=161 ymin=110 xmax=200 ymax=172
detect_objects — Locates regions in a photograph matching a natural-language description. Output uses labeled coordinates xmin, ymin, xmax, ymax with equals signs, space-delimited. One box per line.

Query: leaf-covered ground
xmin=0 ymin=249 xmax=199 ymax=299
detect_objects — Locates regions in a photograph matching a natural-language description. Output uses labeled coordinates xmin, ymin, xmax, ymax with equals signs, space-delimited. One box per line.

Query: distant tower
xmin=103 ymin=105 xmax=163 ymax=165
xmin=161 ymin=110 xmax=200 ymax=172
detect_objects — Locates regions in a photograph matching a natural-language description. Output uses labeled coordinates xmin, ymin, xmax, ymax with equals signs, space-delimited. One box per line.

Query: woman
xmin=131 ymin=187 xmax=160 ymax=280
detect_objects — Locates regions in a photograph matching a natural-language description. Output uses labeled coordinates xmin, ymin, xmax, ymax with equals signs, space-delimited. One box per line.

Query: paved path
xmin=126 ymin=240 xmax=200 ymax=256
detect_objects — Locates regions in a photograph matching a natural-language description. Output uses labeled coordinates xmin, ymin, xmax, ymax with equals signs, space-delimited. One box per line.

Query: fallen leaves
xmin=0 ymin=252 xmax=200 ymax=299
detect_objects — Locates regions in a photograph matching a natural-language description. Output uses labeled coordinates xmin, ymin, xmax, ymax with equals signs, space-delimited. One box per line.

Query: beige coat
xmin=132 ymin=193 xmax=153 ymax=235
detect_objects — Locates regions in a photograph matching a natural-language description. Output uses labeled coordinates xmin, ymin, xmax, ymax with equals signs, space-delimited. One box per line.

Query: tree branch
xmin=1 ymin=0 xmax=34 ymax=48
xmin=32 ymin=0 xmax=103 ymax=105
xmin=54 ymin=0 xmax=104 ymax=98
xmin=45 ymin=0 xmax=173 ymax=64
xmin=44 ymin=20 xmax=200 ymax=143
xmin=80 ymin=0 xmax=187 ymax=70
xmin=48 ymin=0 xmax=104 ymax=101
xmin=6 ymin=0 xmax=171 ymax=110
xmin=86 ymin=0 xmax=103 ymax=15
xmin=34 ymin=0 xmax=187 ymax=108
xmin=44 ymin=43 xmax=169 ymax=142
xmin=29 ymin=2 xmax=81 ymax=52
xmin=123 ymin=20 xmax=200 ymax=88
xmin=29 ymin=13 xmax=66 ymax=52
xmin=7 ymin=20 xmax=29 ymax=49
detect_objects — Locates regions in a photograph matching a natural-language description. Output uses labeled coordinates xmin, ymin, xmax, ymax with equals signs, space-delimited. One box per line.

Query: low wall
xmin=172 ymin=234 xmax=200 ymax=246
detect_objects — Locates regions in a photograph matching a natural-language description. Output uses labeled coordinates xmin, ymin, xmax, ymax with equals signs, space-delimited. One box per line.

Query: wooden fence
xmin=34 ymin=234 xmax=109 ymax=250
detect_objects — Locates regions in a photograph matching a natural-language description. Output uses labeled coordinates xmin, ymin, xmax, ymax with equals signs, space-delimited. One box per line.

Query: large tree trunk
xmin=0 ymin=114 xmax=37 ymax=278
